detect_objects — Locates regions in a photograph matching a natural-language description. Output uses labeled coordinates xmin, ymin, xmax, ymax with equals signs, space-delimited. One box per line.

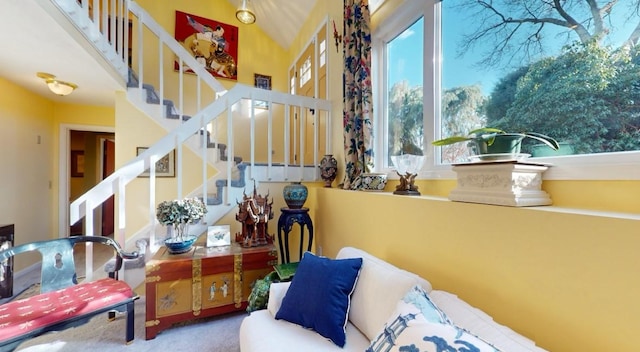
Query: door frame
xmin=288 ymin=19 xmax=331 ymax=164
xmin=99 ymin=137 xmax=116 ymax=236
xmin=58 ymin=124 xmax=115 ymax=238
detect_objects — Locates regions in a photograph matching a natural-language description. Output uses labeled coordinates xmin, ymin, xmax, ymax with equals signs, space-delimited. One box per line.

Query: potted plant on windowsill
xmin=432 ymin=127 xmax=559 ymax=161
xmin=156 ymin=197 xmax=208 ymax=254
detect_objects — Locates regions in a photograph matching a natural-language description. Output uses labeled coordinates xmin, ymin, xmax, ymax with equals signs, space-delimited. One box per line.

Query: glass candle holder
xmin=390 ymin=154 xmax=425 ymax=195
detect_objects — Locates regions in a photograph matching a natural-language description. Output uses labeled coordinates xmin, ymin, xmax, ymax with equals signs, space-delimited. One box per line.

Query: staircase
xmin=48 ymin=0 xmax=333 ymax=280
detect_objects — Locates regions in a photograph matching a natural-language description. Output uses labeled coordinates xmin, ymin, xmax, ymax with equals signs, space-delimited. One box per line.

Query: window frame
xmin=372 ymin=0 xmax=640 ymax=181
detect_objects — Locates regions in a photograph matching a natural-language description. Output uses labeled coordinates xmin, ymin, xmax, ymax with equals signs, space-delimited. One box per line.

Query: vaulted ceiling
xmin=0 ymin=0 xmax=383 ymax=106
xmin=0 ymin=0 xmax=319 ymax=106
xmin=227 ymin=0 xmax=318 ymax=50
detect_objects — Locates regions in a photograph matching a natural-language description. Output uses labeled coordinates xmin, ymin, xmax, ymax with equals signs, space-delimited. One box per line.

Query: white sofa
xmin=239 ymin=247 xmax=548 ymax=352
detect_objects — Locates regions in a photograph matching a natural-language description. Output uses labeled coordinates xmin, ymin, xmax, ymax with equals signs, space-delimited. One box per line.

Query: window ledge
xmin=344 ymin=188 xmax=640 ymax=220
xmin=383 ymin=151 xmax=640 ymax=181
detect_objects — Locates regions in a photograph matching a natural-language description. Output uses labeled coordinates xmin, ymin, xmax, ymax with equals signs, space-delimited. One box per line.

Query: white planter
xmin=449 ymin=161 xmax=552 ymax=207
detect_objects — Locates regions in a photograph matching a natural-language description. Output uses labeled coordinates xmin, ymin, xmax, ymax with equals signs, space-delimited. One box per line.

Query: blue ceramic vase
xmin=283 ymin=182 xmax=308 ymax=209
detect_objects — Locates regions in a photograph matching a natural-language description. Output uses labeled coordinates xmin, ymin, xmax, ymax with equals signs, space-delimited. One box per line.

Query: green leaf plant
xmin=432 ymin=127 xmax=560 ymax=153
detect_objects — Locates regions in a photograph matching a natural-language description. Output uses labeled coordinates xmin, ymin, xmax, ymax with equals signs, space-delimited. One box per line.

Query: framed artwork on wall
xmin=136 ymin=147 xmax=175 ymax=177
xmin=254 ymin=74 xmax=271 ymax=90
xmin=174 ymin=10 xmax=238 ymax=81
xmin=254 ymin=73 xmax=272 ymax=109
xmin=70 ymin=150 xmax=85 ymax=178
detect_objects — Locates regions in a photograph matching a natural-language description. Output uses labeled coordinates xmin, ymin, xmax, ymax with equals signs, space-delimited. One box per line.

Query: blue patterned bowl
xmin=360 ymin=173 xmax=388 ymax=191
xmin=164 ymin=235 xmax=198 ymax=254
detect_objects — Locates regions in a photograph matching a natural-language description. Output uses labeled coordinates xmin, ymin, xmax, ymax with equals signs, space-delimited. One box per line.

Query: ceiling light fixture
xmin=236 ymin=0 xmax=256 ymax=25
xmin=36 ymin=72 xmax=78 ymax=96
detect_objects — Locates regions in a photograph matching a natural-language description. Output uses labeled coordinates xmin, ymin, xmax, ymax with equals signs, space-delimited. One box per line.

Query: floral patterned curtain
xmin=341 ymin=0 xmax=373 ymax=190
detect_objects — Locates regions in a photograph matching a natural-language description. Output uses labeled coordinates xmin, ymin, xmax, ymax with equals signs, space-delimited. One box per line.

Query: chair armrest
xmin=266 ymin=281 xmax=291 ymax=317
xmin=0 ymin=236 xmax=140 ymax=292
xmin=78 ymin=237 xmax=139 ymax=276
xmin=79 ymin=236 xmax=139 ymax=260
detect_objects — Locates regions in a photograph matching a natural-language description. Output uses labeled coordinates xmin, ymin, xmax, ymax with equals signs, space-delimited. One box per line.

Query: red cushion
xmin=0 ymin=278 xmax=133 ymax=342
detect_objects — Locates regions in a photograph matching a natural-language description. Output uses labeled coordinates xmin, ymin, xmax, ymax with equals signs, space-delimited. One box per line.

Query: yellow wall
xmin=133 ymin=0 xmax=292 ymax=164
xmin=0 ymin=78 xmax=55 ymax=270
xmin=408 ymin=179 xmax=640 ymax=214
xmin=134 ymin=0 xmax=290 ymax=92
xmin=0 ymin=78 xmax=116 ymax=270
xmin=291 ymin=2 xmax=640 ymax=352
xmin=313 ymin=188 xmax=640 ymax=352
xmin=114 ymin=91 xmax=218 ymax=237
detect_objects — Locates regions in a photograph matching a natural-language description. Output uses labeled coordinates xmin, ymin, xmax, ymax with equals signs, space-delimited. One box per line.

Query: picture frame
xmin=70 ymin=150 xmax=85 ymax=178
xmin=206 ymin=225 xmax=231 ymax=247
xmin=254 ymin=73 xmax=272 ymax=109
xmin=174 ymin=11 xmax=239 ymax=81
xmin=254 ymin=73 xmax=272 ymax=90
xmin=136 ymin=147 xmax=175 ymax=177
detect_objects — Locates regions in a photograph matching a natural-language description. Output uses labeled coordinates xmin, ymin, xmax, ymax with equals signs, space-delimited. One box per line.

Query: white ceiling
xmin=0 ymin=0 xmax=318 ymax=107
xmin=0 ymin=0 xmax=124 ymax=106
xmin=229 ymin=0 xmax=319 ymax=50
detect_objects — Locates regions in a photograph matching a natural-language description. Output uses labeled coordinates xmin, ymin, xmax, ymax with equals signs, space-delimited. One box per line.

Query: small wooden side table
xmin=277 ymin=207 xmax=313 ymax=263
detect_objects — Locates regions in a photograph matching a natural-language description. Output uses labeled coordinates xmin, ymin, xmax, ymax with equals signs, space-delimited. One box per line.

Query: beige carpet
xmin=14 ymin=297 xmax=245 ymax=351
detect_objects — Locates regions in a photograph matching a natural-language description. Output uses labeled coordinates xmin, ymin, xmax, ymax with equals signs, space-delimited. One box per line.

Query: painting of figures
xmin=174 ymin=11 xmax=238 ymax=81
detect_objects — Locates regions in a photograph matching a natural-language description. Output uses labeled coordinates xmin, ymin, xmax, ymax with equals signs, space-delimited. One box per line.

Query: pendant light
xmin=236 ymin=0 xmax=256 ymax=25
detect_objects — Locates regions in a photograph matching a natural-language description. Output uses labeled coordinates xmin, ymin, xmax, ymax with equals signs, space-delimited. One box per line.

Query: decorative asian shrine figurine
xmin=235 ymin=183 xmax=274 ymax=247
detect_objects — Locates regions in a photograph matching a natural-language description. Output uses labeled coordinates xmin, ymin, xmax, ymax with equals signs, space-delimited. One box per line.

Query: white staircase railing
xmin=53 ymin=0 xmax=333 ymax=279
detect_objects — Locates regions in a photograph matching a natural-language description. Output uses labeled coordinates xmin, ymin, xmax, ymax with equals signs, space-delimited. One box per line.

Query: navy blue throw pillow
xmin=275 ymin=252 xmax=363 ymax=347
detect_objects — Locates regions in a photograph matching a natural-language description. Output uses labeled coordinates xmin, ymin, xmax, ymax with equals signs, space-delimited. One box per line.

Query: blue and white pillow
xmin=367 ymin=285 xmax=501 ymax=352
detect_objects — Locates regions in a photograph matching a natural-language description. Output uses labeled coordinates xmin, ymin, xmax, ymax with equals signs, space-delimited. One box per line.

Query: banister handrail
xmin=69 ymin=83 xmax=332 ymax=224
xmin=127 ymin=1 xmax=226 ymax=94
xmin=61 ymin=0 xmax=332 ymax=269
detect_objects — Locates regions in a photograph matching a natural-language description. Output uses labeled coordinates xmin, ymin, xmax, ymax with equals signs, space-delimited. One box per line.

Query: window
xmin=440 ymin=0 xmax=640 ymax=163
xmin=373 ymin=0 xmax=640 ymax=180
xmin=319 ymin=39 xmax=326 ymax=68
xmin=386 ymin=18 xmax=424 ymax=163
xmin=299 ymin=56 xmax=312 ymax=88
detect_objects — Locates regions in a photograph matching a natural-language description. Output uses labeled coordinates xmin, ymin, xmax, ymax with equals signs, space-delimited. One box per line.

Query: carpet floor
xmin=14 ymin=296 xmax=245 ymax=352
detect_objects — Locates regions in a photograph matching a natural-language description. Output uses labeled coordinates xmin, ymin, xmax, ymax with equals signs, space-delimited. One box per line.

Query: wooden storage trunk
xmin=145 ymin=243 xmax=277 ymax=339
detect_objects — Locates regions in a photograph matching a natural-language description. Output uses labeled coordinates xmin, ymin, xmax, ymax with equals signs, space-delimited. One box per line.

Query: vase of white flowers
xmin=156 ymin=197 xmax=208 ymax=254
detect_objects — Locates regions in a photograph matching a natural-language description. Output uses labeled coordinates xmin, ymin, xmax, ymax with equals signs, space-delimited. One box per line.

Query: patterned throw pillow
xmin=367 ymin=285 xmax=501 ymax=352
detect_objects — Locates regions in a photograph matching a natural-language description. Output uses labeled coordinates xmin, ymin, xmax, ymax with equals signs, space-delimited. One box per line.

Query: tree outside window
xmin=440 ymin=0 xmax=640 ymax=163
xmin=386 ymin=17 xmax=424 ymax=164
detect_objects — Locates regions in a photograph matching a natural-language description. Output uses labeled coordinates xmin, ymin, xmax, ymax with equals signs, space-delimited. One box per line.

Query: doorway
xmin=101 ymin=138 xmax=115 ymax=236
xmin=67 ymin=129 xmax=115 ymax=237
xmin=289 ymin=22 xmax=328 ymax=164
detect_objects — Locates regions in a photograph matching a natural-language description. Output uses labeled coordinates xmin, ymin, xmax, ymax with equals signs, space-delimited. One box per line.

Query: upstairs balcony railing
xmin=52 ymin=0 xmax=333 ymax=279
